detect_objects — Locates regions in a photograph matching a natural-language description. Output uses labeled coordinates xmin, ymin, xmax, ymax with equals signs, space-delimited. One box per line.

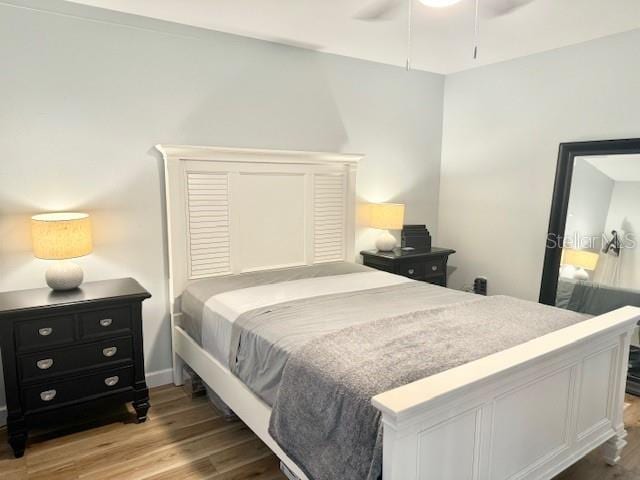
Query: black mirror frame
xmin=539 ymin=138 xmax=640 ymax=306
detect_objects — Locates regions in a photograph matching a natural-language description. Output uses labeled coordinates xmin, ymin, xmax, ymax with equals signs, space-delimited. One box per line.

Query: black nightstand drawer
xmin=16 ymin=315 xmax=75 ymax=351
xmin=22 ymin=366 xmax=134 ymax=413
xmin=361 ymin=247 xmax=455 ymax=287
xmin=19 ymin=336 xmax=133 ymax=382
xmin=398 ymin=262 xmax=426 ymax=279
xmin=80 ymin=306 xmax=131 ymax=339
xmin=425 ymin=259 xmax=445 ymax=275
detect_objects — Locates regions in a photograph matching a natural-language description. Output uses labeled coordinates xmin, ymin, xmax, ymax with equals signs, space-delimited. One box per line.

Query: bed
xmin=157 ymin=144 xmax=640 ymax=480
xmin=556 ymin=278 xmax=640 ymax=316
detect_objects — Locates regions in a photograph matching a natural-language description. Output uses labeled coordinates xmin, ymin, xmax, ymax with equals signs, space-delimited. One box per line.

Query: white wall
xmin=564 ymin=159 xmax=614 ymax=250
xmin=438 ymin=28 xmax=640 ymax=299
xmin=604 ymin=182 xmax=640 ymax=290
xmin=0 ymin=0 xmax=444 ymax=415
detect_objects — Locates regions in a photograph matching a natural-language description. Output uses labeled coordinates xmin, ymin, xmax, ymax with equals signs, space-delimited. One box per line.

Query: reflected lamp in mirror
xmin=368 ymin=203 xmax=405 ymax=252
xmin=31 ymin=212 xmax=93 ymax=291
xmin=560 ymin=249 xmax=599 ymax=281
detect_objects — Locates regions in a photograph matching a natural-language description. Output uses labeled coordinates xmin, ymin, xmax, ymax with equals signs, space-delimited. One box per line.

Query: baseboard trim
xmin=0 ymin=369 xmax=174 ymax=427
xmin=145 ymin=368 xmax=174 ymax=388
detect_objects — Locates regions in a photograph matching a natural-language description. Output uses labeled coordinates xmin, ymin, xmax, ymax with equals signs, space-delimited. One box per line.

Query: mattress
xmin=180 ymin=261 xmax=474 ymax=405
xmin=179 ymin=261 xmax=383 ymax=366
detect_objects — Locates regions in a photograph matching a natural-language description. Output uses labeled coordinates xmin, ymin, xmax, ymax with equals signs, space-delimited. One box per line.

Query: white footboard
xmin=372 ymin=306 xmax=640 ymax=480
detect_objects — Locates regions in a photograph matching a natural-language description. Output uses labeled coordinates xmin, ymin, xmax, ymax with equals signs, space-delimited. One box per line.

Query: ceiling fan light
xmin=418 ymin=0 xmax=463 ymax=7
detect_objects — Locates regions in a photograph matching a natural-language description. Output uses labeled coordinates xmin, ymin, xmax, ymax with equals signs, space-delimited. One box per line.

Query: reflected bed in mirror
xmin=540 ymin=139 xmax=640 ymax=395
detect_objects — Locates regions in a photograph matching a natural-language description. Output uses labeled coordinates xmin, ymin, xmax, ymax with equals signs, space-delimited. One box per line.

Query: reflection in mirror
xmin=557 ymin=154 xmax=640 ymax=312
xmin=554 ymin=152 xmax=640 ymax=393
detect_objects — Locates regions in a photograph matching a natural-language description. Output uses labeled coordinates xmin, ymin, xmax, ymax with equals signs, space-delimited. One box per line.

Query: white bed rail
xmin=372 ymin=306 xmax=640 ymax=480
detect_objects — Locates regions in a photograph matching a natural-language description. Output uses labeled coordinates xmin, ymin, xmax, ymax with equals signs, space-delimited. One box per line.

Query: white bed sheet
xmin=200 ymin=270 xmax=412 ymax=366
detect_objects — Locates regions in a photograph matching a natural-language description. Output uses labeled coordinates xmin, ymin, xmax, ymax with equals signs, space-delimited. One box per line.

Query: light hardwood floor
xmin=0 ymin=386 xmax=638 ymax=480
xmin=0 ymin=385 xmax=285 ymax=480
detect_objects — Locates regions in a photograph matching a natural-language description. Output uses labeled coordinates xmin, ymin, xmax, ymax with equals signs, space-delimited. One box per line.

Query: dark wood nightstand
xmin=361 ymin=247 xmax=456 ymax=286
xmin=0 ymin=278 xmax=151 ymax=458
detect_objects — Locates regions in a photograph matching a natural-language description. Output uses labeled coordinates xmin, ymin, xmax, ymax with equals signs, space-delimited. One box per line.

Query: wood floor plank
xmin=0 ymin=469 xmax=26 ymax=480
xmin=149 ymin=384 xmax=189 ymax=405
xmin=210 ymin=456 xmax=282 ymax=480
xmin=148 ymin=392 xmax=210 ymax=419
xmin=33 ymin=417 xmax=241 ymax=477
xmin=23 ymin=392 xmax=206 ymax=459
xmin=141 ymin=437 xmax=273 ymax=480
xmin=208 ymin=437 xmax=273 ymax=473
xmin=140 ymin=456 xmax=217 ymax=480
xmin=27 ymin=462 xmax=79 ymax=480
xmin=83 ymin=425 xmax=255 ymax=480
xmin=2 ymin=384 xmax=638 ymax=480
xmin=26 ymin=403 xmax=221 ymax=471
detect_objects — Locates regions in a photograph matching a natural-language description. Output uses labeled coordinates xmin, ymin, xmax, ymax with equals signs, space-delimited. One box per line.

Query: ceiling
xmin=67 ymin=0 xmax=640 ymax=74
xmin=584 ymin=155 xmax=640 ymax=182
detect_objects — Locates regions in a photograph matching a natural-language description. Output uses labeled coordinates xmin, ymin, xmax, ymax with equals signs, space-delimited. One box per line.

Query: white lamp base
xmin=559 ymin=265 xmax=577 ymax=279
xmin=573 ymin=268 xmax=589 ymax=281
xmin=46 ymin=261 xmax=84 ymax=291
xmin=375 ymin=230 xmax=397 ymax=252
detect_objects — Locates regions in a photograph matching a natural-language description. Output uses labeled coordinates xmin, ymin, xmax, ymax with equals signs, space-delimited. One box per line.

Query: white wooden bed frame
xmin=157 ymin=144 xmax=640 ymax=480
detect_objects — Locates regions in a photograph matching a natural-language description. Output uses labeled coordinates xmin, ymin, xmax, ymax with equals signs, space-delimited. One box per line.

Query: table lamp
xmin=31 ymin=212 xmax=93 ymax=291
xmin=560 ymin=249 xmax=599 ymax=281
xmin=369 ymin=203 xmax=405 ymax=252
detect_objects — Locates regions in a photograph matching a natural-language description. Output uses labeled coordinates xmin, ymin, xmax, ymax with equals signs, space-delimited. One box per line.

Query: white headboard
xmin=156 ymin=145 xmax=363 ymax=310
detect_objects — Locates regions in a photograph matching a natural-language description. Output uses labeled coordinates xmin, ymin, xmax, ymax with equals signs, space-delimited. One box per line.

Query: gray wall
xmin=564 ymin=159 xmax=614 ymax=250
xmin=0 ymin=0 xmax=445 ymax=414
xmin=438 ymin=28 xmax=640 ymax=300
xmin=604 ymin=182 xmax=640 ymax=290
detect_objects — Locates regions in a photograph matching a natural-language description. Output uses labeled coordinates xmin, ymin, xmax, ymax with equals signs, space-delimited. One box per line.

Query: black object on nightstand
xmin=401 ymin=225 xmax=432 ymax=250
xmin=361 ymin=247 xmax=456 ymax=286
xmin=0 ymin=278 xmax=151 ymax=458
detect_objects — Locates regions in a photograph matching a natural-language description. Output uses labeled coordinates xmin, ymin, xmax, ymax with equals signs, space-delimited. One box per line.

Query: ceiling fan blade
xmin=485 ymin=0 xmax=536 ymax=17
xmin=354 ymin=0 xmax=403 ymax=21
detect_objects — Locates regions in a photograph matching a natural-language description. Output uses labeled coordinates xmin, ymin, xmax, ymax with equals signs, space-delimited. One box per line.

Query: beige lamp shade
xmin=31 ymin=212 xmax=93 ymax=260
xmin=368 ymin=203 xmax=405 ymax=230
xmin=561 ymin=249 xmax=599 ymax=271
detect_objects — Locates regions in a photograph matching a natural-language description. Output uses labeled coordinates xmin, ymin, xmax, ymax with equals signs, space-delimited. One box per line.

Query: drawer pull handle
xmin=431 ymin=265 xmax=438 ymax=271
xmin=40 ymin=389 xmax=57 ymax=402
xmin=100 ymin=318 xmax=113 ymax=327
xmin=37 ymin=358 xmax=54 ymax=370
xmin=38 ymin=327 xmax=53 ymax=337
xmin=104 ymin=376 xmax=119 ymax=387
xmin=408 ymin=268 xmax=415 ymax=275
xmin=102 ymin=347 xmax=118 ymax=358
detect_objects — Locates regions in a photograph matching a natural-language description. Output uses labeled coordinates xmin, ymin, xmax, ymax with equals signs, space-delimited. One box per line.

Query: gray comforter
xmin=230 ymin=281 xmax=470 ymax=405
xmin=267 ymin=295 xmax=587 ymax=480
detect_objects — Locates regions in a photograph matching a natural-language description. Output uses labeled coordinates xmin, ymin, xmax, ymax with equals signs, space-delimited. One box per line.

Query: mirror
xmin=540 ymin=139 xmax=640 ymax=395
xmin=558 ymin=154 xmax=640 ymax=308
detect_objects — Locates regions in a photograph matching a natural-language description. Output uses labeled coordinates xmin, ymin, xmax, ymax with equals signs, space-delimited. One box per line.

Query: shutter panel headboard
xmin=158 ymin=145 xmax=362 ymax=310
xmin=313 ymin=173 xmax=347 ymax=263
xmin=186 ymin=172 xmax=231 ymax=278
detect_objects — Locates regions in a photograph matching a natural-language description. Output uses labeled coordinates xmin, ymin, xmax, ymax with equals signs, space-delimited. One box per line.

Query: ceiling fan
xmin=355 ymin=0 xmax=536 ymax=68
xmin=354 ymin=0 xmax=536 ymax=21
